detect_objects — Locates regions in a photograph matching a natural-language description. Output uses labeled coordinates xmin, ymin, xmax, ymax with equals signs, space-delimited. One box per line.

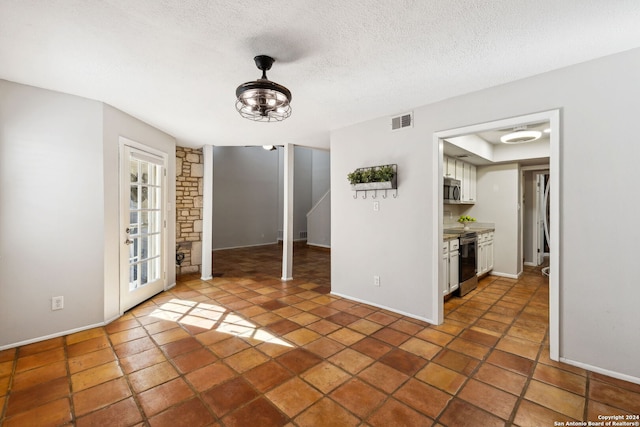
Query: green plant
xmin=347 ymin=165 xmax=395 ymax=185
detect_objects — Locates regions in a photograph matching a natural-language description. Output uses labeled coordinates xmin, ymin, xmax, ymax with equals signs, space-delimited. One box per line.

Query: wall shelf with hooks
xmin=348 ymin=164 xmax=398 ymax=199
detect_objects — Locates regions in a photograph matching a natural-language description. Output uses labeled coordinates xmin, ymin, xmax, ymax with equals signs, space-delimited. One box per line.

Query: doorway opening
xmin=433 ymin=109 xmax=560 ymax=360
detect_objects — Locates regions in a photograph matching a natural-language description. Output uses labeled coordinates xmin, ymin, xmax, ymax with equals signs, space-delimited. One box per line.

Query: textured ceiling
xmin=2 ymin=1 xmax=640 ymax=149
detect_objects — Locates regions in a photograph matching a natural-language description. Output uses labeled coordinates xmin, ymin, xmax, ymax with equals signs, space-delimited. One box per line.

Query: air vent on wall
xmin=391 ymin=112 xmax=413 ymax=131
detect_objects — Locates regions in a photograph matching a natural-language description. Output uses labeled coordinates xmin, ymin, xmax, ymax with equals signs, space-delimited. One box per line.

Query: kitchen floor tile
xmin=266 ymin=377 xmax=323 ymax=418
xmin=330 ymin=378 xmax=386 ymax=418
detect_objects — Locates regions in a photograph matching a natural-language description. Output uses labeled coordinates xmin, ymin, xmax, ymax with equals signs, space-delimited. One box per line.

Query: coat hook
xmin=362 ymin=192 xmax=367 ymax=199
xmin=372 ymin=191 xmax=377 ymax=199
xmin=393 ymin=190 xmax=398 ymax=198
xmin=353 ymin=192 xmax=358 ymax=199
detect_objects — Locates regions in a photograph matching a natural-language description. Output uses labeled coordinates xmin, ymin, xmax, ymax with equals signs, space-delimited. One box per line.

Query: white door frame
xmin=433 ymin=109 xmax=560 ymax=361
xmin=119 ymin=137 xmax=169 ymax=314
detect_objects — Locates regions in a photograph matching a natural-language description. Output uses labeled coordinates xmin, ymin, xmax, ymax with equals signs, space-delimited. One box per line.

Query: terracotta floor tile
xmin=3 ymin=397 xmax=71 ymax=427
xmin=151 ymin=327 xmax=190 ymax=346
xmin=17 ymin=337 xmax=64 ymax=357
xmin=590 ymin=372 xmax=640 ymax=394
xmin=15 ymin=347 xmax=65 ymax=373
xmin=473 ymin=363 xmax=527 ymax=396
xmin=295 ymin=397 xmax=360 ymax=427
xmin=172 ymin=347 xmax=217 ymax=374
xmin=325 ymin=312 xmax=359 ymax=327
xmin=224 ymin=396 xmax=288 ymax=427
xmin=487 ymin=349 xmax=535 ymax=376
xmin=380 ymin=348 xmax=427 ymax=376
xmin=388 ymin=318 xmax=425 ymax=335
xmin=5 ymin=377 xmax=69 ymax=417
xmin=393 ymin=378 xmax=451 ymax=419
xmin=458 ymin=378 xmax=517 ymax=420
xmin=300 ymin=361 xmax=351 ymax=393
xmin=76 ymin=396 xmax=142 ymax=427
xmin=533 ymin=363 xmax=586 ymax=395
xmin=432 ymin=348 xmax=479 ymax=376
xmin=306 ymin=319 xmax=341 ymax=335
xmin=224 ymin=347 xmax=270 ymax=373
xmin=0 ymin=360 xmax=13 ymax=378
xmin=184 ymin=362 xmax=236 ymax=392
xmin=119 ymin=347 xmax=167 ymax=374
xmin=266 ymin=377 xmax=323 ymax=418
xmin=71 ymin=360 xmax=123 ymax=392
xmin=589 ymin=379 xmax=640 ymax=413
xmin=72 ymin=377 xmax=131 ymax=416
xmin=302 ymin=336 xmax=345 ymax=358
xmin=11 ymin=361 xmax=67 ymax=392
xmin=244 ymin=360 xmax=293 ymax=392
xmin=108 ymin=326 xmax=149 ymax=346
xmin=137 ymin=378 xmax=194 ymax=417
xmin=275 ymin=348 xmax=321 ymax=375
xmin=283 ymin=328 xmax=321 ymax=346
xmin=366 ymin=311 xmax=398 ymax=326
xmin=289 ymin=312 xmax=321 ymax=326
xmin=415 ymin=328 xmax=454 ymax=347
xmin=104 ymin=317 xmax=140 ymax=334
xmin=66 ymin=328 xmax=109 ymax=345
xmin=438 ymin=398 xmax=505 ymax=427
xmin=525 ymin=379 xmax=585 ymax=419
xmin=148 ymin=397 xmax=215 ymax=427
xmin=127 ymin=361 xmax=179 ymax=393
xmin=114 ymin=336 xmax=157 ymax=358
xmin=371 ymin=327 xmax=410 ymax=346
xmin=415 ymin=362 xmax=466 ymax=395
xmin=330 ymin=378 xmax=386 ymax=418
xmin=350 ymin=337 xmax=393 ymax=359
xmin=474 ymin=318 xmax=511 ymax=334
xmin=447 ymin=337 xmax=491 ymax=360
xmin=514 ymin=399 xmax=577 ymax=427
xmin=160 ymin=336 xmax=202 ymax=358
xmin=587 ymin=400 xmax=634 ymax=421
xmin=496 ymin=335 xmax=542 ymax=360
xmin=458 ymin=328 xmax=500 ymax=347
xmin=348 ymin=318 xmax=384 ymax=335
xmin=68 ymin=347 xmax=116 ymax=374
xmin=201 ymin=376 xmax=259 ymax=416
xmin=368 ymin=398 xmax=434 ymax=427
xmin=327 ymin=327 xmax=365 ymax=346
xmin=209 ymin=336 xmax=251 ymax=358
xmin=399 ymin=337 xmax=442 ymax=360
xmin=328 ymin=348 xmax=375 ymax=374
xmin=359 ymin=362 xmax=409 ymax=394
xmin=67 ymin=335 xmax=111 ymax=358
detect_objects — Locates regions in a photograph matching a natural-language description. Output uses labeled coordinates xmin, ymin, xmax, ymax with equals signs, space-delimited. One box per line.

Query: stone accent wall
xmin=175 ymin=147 xmax=204 ymax=274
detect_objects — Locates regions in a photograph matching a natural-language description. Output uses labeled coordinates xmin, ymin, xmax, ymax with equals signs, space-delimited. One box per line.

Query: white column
xmin=201 ymin=145 xmax=214 ymax=280
xmin=282 ymin=144 xmax=294 ymax=280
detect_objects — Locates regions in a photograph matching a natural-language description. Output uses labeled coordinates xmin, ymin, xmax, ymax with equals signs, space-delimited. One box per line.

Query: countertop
xmin=443 ymin=227 xmax=495 ymax=241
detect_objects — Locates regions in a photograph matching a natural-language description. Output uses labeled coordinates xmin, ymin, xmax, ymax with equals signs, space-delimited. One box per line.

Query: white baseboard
xmin=213 ymin=241 xmax=279 ymax=251
xmin=559 ymin=356 xmax=640 ymax=386
xmin=490 ymin=271 xmax=520 ymax=279
xmin=307 ymin=243 xmax=331 ymax=249
xmin=330 ymin=291 xmax=436 ymax=325
xmin=0 ymin=321 xmax=107 ymax=351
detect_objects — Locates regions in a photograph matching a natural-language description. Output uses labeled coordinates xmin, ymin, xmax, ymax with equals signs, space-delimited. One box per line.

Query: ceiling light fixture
xmin=500 ymin=126 xmax=542 ymax=144
xmin=262 ymin=145 xmax=276 ymax=151
xmin=236 ymin=55 xmax=292 ymax=122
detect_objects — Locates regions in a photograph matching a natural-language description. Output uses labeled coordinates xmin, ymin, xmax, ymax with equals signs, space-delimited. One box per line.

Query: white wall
xmin=469 ymin=164 xmax=520 ymax=277
xmin=0 ymin=80 xmax=104 ymax=347
xmin=0 ymin=80 xmax=176 ymax=347
xmin=523 ymin=171 xmax=536 ymax=264
xmin=312 ymin=149 xmax=331 ymax=202
xmin=331 ymin=47 xmax=640 ymax=381
xmin=102 ymin=104 xmax=176 ymax=321
xmin=213 ymin=146 xmax=280 ymax=249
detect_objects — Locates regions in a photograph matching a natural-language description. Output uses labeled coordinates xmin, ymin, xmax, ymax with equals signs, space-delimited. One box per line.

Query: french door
xmin=120 ymin=144 xmax=166 ymax=312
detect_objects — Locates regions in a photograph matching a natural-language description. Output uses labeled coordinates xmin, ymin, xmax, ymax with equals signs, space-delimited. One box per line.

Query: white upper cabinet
xmin=443 ymin=156 xmax=476 ymax=203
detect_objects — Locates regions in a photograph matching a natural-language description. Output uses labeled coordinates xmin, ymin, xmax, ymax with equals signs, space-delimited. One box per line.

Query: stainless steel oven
xmin=458 ymin=232 xmax=478 ymax=296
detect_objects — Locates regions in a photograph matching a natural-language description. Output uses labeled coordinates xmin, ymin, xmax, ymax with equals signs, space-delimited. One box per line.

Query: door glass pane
xmin=128 ymin=154 xmax=163 ymax=292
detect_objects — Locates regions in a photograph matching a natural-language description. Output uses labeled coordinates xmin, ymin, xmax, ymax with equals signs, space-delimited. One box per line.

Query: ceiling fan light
xmin=235 ymin=55 xmax=292 ymax=122
xmin=500 ymin=130 xmax=542 ymax=144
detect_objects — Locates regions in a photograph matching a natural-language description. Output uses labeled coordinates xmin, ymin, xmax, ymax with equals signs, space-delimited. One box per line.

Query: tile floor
xmin=1 ymin=244 xmax=639 ymax=426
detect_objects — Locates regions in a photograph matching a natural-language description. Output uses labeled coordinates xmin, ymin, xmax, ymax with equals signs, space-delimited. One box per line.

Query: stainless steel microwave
xmin=444 ymin=177 xmax=461 ymax=204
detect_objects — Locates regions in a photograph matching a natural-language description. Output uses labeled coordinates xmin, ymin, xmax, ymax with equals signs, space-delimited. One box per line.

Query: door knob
xmin=125 ymin=239 xmax=134 ymax=245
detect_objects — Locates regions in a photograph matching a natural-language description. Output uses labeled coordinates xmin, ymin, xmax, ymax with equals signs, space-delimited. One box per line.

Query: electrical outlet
xmin=52 ymin=296 xmax=64 ymax=311
xmin=374 ymin=275 xmax=380 ymax=286
xmin=373 ymin=201 xmax=379 ymax=211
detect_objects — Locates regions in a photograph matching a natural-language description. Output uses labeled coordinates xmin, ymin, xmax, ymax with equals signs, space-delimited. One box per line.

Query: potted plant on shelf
xmin=347 ymin=164 xmax=397 ymax=190
xmin=458 ymin=215 xmax=476 ymax=230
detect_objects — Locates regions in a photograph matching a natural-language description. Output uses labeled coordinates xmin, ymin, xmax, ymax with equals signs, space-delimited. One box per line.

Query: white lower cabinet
xmin=477 ymin=231 xmax=494 ymax=276
xmin=443 ymin=239 xmax=459 ymax=296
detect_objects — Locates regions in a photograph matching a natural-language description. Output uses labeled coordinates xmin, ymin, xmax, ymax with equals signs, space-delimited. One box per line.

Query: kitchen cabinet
xmin=462 ymin=163 xmax=476 ymax=203
xmin=443 ymin=239 xmax=459 ymax=296
xmin=443 ymin=156 xmax=476 ymax=203
xmin=477 ymin=231 xmax=494 ymax=276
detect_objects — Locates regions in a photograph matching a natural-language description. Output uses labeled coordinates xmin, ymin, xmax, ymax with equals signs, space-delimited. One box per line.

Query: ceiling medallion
xmin=235 ymin=55 xmax=292 ymax=122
